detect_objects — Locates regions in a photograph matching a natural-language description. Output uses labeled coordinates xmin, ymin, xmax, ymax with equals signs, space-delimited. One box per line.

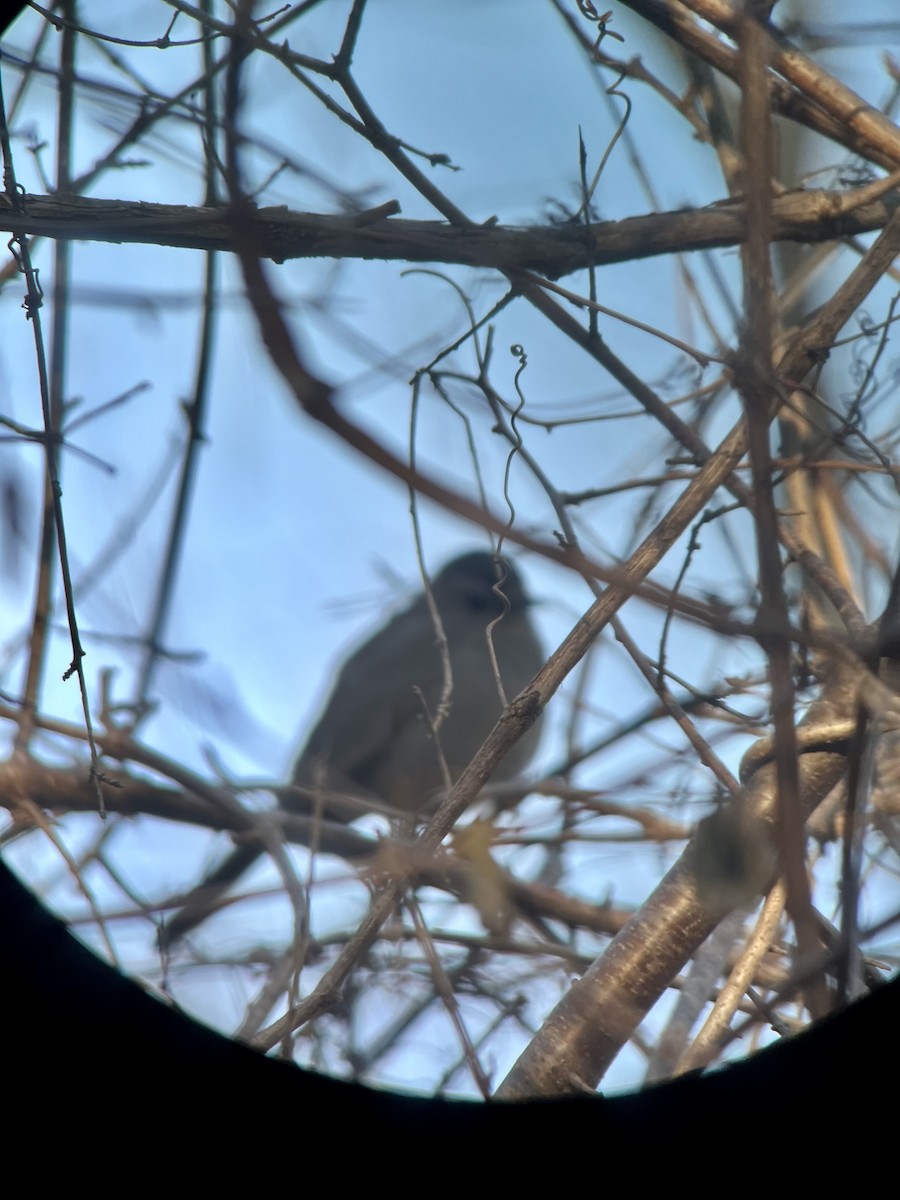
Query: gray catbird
xmin=161 ymin=551 xmax=544 ymax=944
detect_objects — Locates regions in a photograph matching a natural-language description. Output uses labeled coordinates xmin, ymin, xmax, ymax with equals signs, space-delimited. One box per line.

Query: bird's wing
xmin=292 ymin=593 xmax=446 ymax=786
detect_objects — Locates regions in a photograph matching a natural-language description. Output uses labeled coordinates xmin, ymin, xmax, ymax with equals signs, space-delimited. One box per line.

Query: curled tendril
xmin=510 ymin=343 xmax=526 ymax=367
xmin=856 ymin=310 xmax=876 ymax=335
xmin=22 ymin=275 xmax=43 ymax=319
xmin=577 ymin=3 xmax=625 ymax=48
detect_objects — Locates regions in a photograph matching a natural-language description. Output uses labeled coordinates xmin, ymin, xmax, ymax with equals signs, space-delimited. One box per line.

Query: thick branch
xmin=495 ymin=659 xmax=860 ymax=1098
xmin=0 ymin=187 xmax=897 ymax=276
xmin=0 ymin=757 xmax=632 ymax=940
xmin=621 ymin=0 xmax=900 ymax=171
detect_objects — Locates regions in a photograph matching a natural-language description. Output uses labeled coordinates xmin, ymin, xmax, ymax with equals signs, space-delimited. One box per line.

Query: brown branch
xmin=681 ymin=0 xmax=900 ymax=169
xmin=620 ymin=0 xmax=900 ymax=171
xmin=0 ymin=186 xmax=897 ymax=276
xmin=495 ymin=655 xmax=861 ymax=1098
xmin=0 ymin=754 xmax=374 ymax=856
xmin=0 ymin=752 xmax=639 ymax=941
xmin=733 ymin=7 xmax=826 ymax=1017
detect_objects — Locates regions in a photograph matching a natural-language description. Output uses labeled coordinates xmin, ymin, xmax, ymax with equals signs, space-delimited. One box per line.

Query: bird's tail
xmin=159 ymin=842 xmax=263 ymax=950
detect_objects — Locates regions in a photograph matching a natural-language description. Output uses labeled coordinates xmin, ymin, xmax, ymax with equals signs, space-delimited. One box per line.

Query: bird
xmin=161 ymin=551 xmax=544 ymax=945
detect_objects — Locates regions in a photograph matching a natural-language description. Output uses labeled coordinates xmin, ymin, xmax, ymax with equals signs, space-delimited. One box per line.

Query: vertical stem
xmin=134 ymin=0 xmax=220 ymax=706
xmin=13 ymin=0 xmax=77 ymax=755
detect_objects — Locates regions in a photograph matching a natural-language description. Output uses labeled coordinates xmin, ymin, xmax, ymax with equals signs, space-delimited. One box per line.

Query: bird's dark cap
xmin=435 ymin=551 xmax=530 ymax=611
